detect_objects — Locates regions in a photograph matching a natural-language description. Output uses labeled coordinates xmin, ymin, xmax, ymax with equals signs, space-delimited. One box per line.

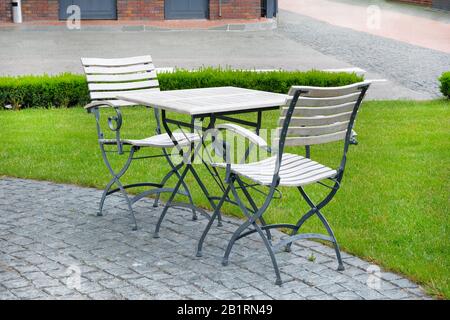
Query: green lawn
xmin=0 ymin=100 xmax=449 ymax=298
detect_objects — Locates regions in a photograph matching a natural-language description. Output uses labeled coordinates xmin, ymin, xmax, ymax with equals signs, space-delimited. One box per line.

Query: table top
xmin=117 ymin=87 xmax=288 ymax=116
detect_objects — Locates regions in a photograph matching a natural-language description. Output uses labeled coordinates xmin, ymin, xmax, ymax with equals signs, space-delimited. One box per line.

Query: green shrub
xmin=439 ymin=71 xmax=450 ymax=99
xmin=0 ymin=68 xmax=363 ymax=109
xmin=0 ymin=73 xmax=89 ymax=109
xmin=158 ymin=67 xmax=363 ymax=93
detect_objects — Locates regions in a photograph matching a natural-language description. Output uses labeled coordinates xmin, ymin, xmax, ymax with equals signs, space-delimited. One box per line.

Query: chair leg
xmin=153 ymin=150 xmax=180 ymax=208
xmin=316 ymin=210 xmax=344 ymax=271
xmin=152 ymin=163 xmax=179 ymax=207
xmin=196 ymin=183 xmax=232 ymax=257
xmin=115 ymin=179 xmax=138 ymax=231
xmin=181 ymin=179 xmax=197 ymax=221
xmin=153 ymin=165 xmax=189 ymax=238
xmin=284 ymin=208 xmax=316 ymax=253
xmin=223 ymin=183 xmax=282 ymax=285
xmin=189 ymin=165 xmax=223 ymax=227
xmin=236 ymin=177 xmax=272 ymax=241
xmin=222 ymin=218 xmax=252 ymax=266
xmin=99 ymin=145 xmax=137 ymax=230
xmin=254 ymin=222 xmax=283 ymax=285
xmin=155 ymin=150 xmax=197 ymax=220
xmin=98 ymin=177 xmax=116 ymax=216
xmin=290 ymin=186 xmax=344 ymax=271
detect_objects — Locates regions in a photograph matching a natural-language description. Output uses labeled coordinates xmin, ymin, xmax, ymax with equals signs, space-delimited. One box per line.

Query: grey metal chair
xmin=197 ymin=81 xmax=371 ymax=285
xmin=82 ymin=55 xmax=200 ymax=231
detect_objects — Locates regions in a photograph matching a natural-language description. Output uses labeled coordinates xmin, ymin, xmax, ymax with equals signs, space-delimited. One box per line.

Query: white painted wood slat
xmin=279 ymin=111 xmax=353 ymax=127
xmin=231 ymin=157 xmax=311 ymax=175
xmin=288 ymin=81 xmax=370 ymax=98
xmin=283 ymin=121 xmax=350 ymax=137
xmin=294 ymin=92 xmax=360 ymax=107
xmin=84 ymin=64 xmax=155 ymax=75
xmin=91 ymin=88 xmax=160 ymax=100
xmin=212 ymin=153 xmax=337 ymax=186
xmin=88 ymin=80 xmax=159 ymax=91
xmin=86 ymin=72 xmax=157 ymax=83
xmin=117 ymin=87 xmax=288 ymax=115
xmin=81 ymin=55 xmax=152 ymax=67
xmin=283 ymin=131 xmax=347 ymax=146
xmin=124 ymin=132 xmax=200 ymax=148
xmin=281 ymin=101 xmax=355 ymax=117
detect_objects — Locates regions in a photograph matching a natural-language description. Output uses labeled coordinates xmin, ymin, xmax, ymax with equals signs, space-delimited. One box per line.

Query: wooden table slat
xmin=117 ymin=86 xmax=288 ymax=116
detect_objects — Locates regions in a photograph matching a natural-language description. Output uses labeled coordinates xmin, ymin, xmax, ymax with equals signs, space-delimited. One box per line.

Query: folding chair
xmin=197 ymin=81 xmax=371 ymax=285
xmin=82 ymin=56 xmax=200 ymax=231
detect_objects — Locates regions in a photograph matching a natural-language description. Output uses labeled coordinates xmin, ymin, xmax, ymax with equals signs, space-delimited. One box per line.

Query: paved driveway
xmin=278 ymin=7 xmax=450 ymax=99
xmin=0 ymin=178 xmax=429 ymax=300
xmin=1 ymin=8 xmax=449 ymax=100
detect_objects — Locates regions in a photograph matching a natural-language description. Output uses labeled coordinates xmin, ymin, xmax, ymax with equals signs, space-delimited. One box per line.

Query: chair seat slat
xmin=124 ymin=132 xmax=201 ymax=148
xmin=213 ymin=153 xmax=337 ymax=187
xmin=230 ymin=154 xmax=304 ymax=172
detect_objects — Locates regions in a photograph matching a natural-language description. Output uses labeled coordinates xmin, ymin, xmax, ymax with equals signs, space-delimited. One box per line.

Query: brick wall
xmin=118 ymin=0 xmax=262 ymax=20
xmin=0 ymin=0 xmax=12 ymax=22
xmin=0 ymin=0 xmax=264 ymax=22
xmin=21 ymin=0 xmax=59 ymax=21
xmin=117 ymin=0 xmax=164 ymax=20
xmin=394 ymin=0 xmax=432 ymax=6
xmin=209 ymin=0 xmax=261 ymax=20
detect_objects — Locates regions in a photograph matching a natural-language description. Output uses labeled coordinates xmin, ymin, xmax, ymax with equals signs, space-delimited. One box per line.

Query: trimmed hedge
xmin=157 ymin=68 xmax=363 ymax=93
xmin=439 ymin=71 xmax=450 ymax=99
xmin=0 ymin=68 xmax=363 ymax=109
xmin=0 ymin=73 xmax=90 ymax=110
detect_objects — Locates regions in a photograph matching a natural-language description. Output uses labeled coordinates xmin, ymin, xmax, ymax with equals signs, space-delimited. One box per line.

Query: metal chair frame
xmin=197 ymin=82 xmax=370 ymax=285
xmin=83 ymin=56 xmax=197 ymax=231
xmin=85 ymin=102 xmax=197 ymax=231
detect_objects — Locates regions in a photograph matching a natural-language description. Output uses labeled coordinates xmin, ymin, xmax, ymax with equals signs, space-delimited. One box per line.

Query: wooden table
xmin=118 ymin=86 xmax=288 ymax=237
xmin=118 ymin=86 xmax=288 ymax=117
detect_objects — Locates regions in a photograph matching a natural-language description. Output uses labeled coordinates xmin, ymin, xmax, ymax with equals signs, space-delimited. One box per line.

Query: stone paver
xmin=0 ymin=178 xmax=430 ymax=300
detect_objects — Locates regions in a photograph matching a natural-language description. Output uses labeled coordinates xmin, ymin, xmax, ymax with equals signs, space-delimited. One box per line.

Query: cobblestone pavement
xmin=0 ymin=178 xmax=430 ymax=300
xmin=278 ymin=10 xmax=450 ymax=98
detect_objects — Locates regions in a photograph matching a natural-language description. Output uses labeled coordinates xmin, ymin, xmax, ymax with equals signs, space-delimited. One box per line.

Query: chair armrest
xmin=216 ymin=123 xmax=268 ymax=149
xmin=215 ymin=123 xmax=269 ymax=183
xmin=84 ymin=100 xmax=124 ymax=154
xmin=84 ymin=100 xmax=116 ymax=112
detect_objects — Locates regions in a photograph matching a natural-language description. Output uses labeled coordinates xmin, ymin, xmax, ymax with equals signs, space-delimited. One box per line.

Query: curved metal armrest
xmin=215 ymin=123 xmax=269 ymax=183
xmin=84 ymin=100 xmax=124 ymax=154
xmin=216 ymin=123 xmax=268 ymax=149
xmin=84 ymin=100 xmax=117 ymax=113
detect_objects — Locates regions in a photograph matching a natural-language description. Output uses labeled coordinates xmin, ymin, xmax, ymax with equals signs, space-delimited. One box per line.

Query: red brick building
xmin=395 ymin=0 xmax=449 ymax=10
xmin=397 ymin=0 xmax=432 ymax=5
xmin=0 ymin=0 xmax=278 ymax=22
